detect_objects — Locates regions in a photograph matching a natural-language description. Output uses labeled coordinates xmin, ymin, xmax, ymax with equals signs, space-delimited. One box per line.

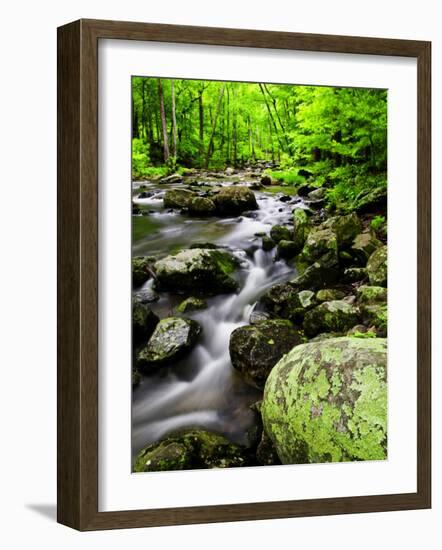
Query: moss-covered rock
xmin=259 ymin=283 xmax=317 ymax=323
xmin=132 ymin=256 xmax=155 ymax=287
xmin=214 ymin=186 xmax=258 ymax=215
xmin=299 ymin=227 xmax=338 ymax=265
xmin=261 ymin=337 xmax=387 ymax=463
xmin=229 ymin=320 xmax=305 ymax=389
xmin=136 ymin=317 xmax=201 ymax=371
xmin=270 ymin=225 xmax=293 ymax=243
xmin=262 ymin=235 xmax=275 ymax=251
xmin=367 ymin=245 xmax=387 ymax=287
xmin=163 ymin=188 xmax=196 ymax=209
xmin=276 ymin=240 xmax=298 ymax=260
xmin=188 ymin=196 xmax=217 ymax=216
xmin=154 ymin=248 xmax=238 ymax=295
xmin=133 ymin=429 xmax=251 ymax=472
xmin=324 ymin=213 xmax=362 ymax=248
xmin=132 ymin=300 xmax=159 ymax=345
xmin=360 ymin=304 xmax=388 ymax=336
xmin=356 ymin=285 xmax=387 ymax=305
xmin=176 ymin=296 xmax=207 ymax=313
xmin=292 ymin=251 xmax=340 ymax=290
xmin=316 ymin=288 xmax=346 ymax=302
xmin=292 ymin=208 xmax=311 ymax=251
xmin=351 ymin=232 xmax=382 ymax=264
xmin=303 ymin=300 xmax=360 ymax=337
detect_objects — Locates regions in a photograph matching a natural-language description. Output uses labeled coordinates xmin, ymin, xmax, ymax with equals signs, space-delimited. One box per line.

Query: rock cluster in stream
xmin=131 ymin=173 xmax=388 ymax=471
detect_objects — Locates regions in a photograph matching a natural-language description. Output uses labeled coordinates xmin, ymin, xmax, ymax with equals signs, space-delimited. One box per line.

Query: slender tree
xmin=158 ymin=78 xmax=169 ymax=162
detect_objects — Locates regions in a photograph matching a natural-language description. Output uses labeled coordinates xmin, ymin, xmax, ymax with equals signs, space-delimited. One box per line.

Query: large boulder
xmin=134 ymin=429 xmax=251 ymax=472
xmin=188 ymin=196 xmax=217 ymax=216
xmin=154 ymin=248 xmax=238 ymax=295
xmin=229 ymin=320 xmax=305 ymax=389
xmin=367 ymin=245 xmax=387 ymax=287
xmin=214 ymin=186 xmax=258 ymax=215
xmin=261 ymin=337 xmax=388 ymax=463
xmin=303 ymin=300 xmax=360 ymax=337
xmin=136 ymin=317 xmax=201 ymax=371
xmin=292 ymin=208 xmax=311 ymax=251
xmin=163 ymin=188 xmax=196 ymax=208
xmin=351 ymin=232 xmax=382 ymax=264
xmin=132 ymin=300 xmax=159 ymax=345
xmin=259 ymin=284 xmax=316 ymax=323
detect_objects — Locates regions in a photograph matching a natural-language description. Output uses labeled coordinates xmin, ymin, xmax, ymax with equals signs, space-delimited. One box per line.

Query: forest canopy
xmin=132 ymin=77 xmax=387 ymax=211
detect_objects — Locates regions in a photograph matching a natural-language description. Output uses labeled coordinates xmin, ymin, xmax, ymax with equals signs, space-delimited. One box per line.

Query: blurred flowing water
xmin=132 ymin=180 xmax=305 ymax=456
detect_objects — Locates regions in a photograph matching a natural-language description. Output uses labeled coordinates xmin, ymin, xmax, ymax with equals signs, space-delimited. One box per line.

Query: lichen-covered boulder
xmin=214 ymin=186 xmax=258 ymax=215
xmin=134 ymin=429 xmax=251 ymax=472
xmin=261 ymin=337 xmax=387 ymax=463
xmin=324 ymin=213 xmax=362 ymax=248
xmin=270 ymin=225 xmax=293 ymax=243
xmin=154 ymin=248 xmax=238 ymax=295
xmin=360 ymin=304 xmax=388 ymax=336
xmin=136 ymin=317 xmax=201 ymax=371
xmin=303 ymin=300 xmax=360 ymax=337
xmin=299 ymin=227 xmax=338 ymax=264
xmin=176 ymin=296 xmax=207 ymax=313
xmin=132 ymin=300 xmax=159 ymax=345
xmin=292 ymin=208 xmax=311 ymax=251
xmin=132 ymin=256 xmax=155 ymax=287
xmin=356 ymin=285 xmax=387 ymax=305
xmin=259 ymin=284 xmax=316 ymax=323
xmin=163 ymin=188 xmax=196 ymax=208
xmin=229 ymin=320 xmax=305 ymax=389
xmin=367 ymin=245 xmax=387 ymax=287
xmin=316 ymin=288 xmax=346 ymax=302
xmin=351 ymin=232 xmax=382 ymax=264
xmin=188 ymin=196 xmax=217 ymax=216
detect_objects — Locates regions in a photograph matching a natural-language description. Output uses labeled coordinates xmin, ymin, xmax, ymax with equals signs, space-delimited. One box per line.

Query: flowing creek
xmin=131 ymin=177 xmax=308 ymax=457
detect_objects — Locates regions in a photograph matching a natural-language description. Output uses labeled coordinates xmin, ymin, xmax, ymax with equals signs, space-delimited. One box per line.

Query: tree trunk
xmin=198 ymin=91 xmax=204 ymax=160
xmin=204 ymin=84 xmax=225 ymax=168
xmin=158 ymin=78 xmax=169 ymax=162
xmin=171 ymin=80 xmax=177 ymax=158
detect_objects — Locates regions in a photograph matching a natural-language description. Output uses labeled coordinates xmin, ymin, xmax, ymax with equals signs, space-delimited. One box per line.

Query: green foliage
xmin=370 ymin=215 xmax=386 ymax=232
xmin=131 ymin=77 xmax=387 ymax=212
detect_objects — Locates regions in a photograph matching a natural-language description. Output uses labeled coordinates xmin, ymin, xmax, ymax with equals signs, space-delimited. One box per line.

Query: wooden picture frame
xmin=57 ymin=18 xmax=431 ymax=531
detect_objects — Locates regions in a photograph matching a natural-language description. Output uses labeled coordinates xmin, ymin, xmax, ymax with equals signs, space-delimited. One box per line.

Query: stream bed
xmin=131 ymin=176 xmax=307 ymax=457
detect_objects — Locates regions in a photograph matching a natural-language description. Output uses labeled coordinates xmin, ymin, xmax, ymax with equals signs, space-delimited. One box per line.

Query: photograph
xmin=130 ymin=76 xmax=388 ymax=472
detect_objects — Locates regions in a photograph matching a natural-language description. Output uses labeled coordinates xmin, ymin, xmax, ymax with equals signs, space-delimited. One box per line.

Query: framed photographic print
xmin=57 ymin=19 xmax=431 ymax=530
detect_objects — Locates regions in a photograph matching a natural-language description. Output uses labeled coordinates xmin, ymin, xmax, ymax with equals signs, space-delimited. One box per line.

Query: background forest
xmin=132 ymin=78 xmax=387 ymax=211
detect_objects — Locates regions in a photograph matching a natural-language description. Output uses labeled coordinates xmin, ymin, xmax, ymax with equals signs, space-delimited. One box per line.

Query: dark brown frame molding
xmin=57 ymin=18 xmax=431 ymax=531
